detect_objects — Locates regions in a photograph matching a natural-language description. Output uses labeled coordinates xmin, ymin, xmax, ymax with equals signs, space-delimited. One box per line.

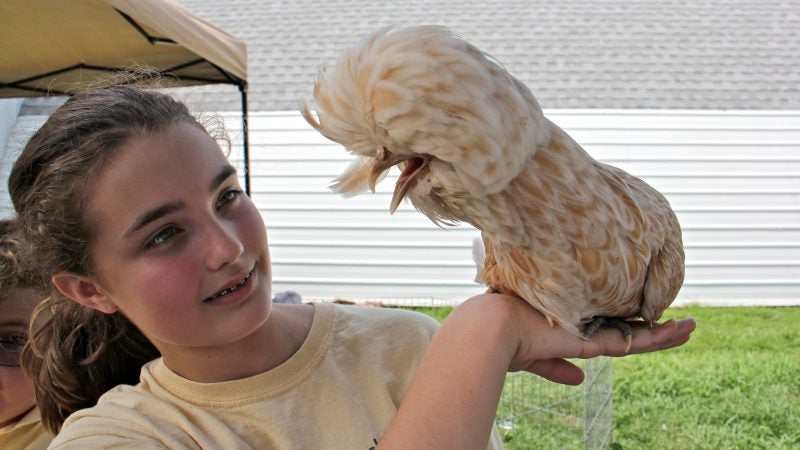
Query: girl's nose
xmin=204 ymin=220 xmax=244 ymax=270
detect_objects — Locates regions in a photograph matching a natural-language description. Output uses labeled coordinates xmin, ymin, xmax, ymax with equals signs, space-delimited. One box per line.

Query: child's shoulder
xmin=325 ymin=301 xmax=439 ymax=324
xmin=320 ymin=302 xmax=440 ymax=339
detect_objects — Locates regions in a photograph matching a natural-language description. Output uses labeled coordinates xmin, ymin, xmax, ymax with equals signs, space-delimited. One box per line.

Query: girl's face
xmin=0 ymin=287 xmax=39 ymax=428
xmin=74 ymin=122 xmax=271 ymax=368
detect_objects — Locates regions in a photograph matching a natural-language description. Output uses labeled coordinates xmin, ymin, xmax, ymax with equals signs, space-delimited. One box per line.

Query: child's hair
xmin=8 ymin=86 xmax=211 ymax=433
xmin=0 ymin=218 xmax=42 ymax=294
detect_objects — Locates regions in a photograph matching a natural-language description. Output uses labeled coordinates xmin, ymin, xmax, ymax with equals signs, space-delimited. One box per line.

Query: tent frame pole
xmin=239 ymin=81 xmax=250 ymax=196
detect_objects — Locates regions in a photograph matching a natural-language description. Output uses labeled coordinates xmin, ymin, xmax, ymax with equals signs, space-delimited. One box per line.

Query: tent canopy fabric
xmin=0 ymin=0 xmax=250 ymax=192
xmin=0 ymin=0 xmax=247 ymax=97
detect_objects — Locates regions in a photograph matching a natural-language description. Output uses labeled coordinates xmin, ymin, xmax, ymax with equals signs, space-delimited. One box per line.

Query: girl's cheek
xmin=241 ymin=202 xmax=269 ymax=246
xmin=137 ymin=257 xmax=199 ymax=301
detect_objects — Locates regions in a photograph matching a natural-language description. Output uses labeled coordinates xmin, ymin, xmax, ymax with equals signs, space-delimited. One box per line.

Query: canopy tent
xmin=0 ymin=0 xmax=251 ymax=192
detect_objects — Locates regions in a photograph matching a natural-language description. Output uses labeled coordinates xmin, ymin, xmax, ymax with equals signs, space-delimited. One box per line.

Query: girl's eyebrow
xmin=124 ymin=165 xmax=237 ymax=239
xmin=211 ymin=165 xmax=237 ymax=193
xmin=124 ymin=201 xmax=185 ymax=239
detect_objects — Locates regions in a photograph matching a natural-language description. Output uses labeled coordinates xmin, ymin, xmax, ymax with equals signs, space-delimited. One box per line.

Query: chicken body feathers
xmin=479 ymin=123 xmax=684 ymax=335
xmin=303 ymin=26 xmax=685 ymax=338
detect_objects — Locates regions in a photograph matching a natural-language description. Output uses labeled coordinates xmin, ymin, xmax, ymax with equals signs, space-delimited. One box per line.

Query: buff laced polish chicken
xmin=302 ymin=26 xmax=685 ymax=350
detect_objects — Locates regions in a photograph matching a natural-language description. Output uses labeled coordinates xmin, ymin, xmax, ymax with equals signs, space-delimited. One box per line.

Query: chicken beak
xmin=389 ymin=181 xmax=408 ymax=214
xmin=368 ymin=152 xmax=409 ymax=193
xmin=389 ymin=157 xmax=429 ymax=214
xmin=367 ymin=160 xmax=394 ymax=193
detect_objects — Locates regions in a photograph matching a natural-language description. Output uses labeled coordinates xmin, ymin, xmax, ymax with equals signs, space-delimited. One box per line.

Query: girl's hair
xmin=9 ymin=86 xmax=207 ymax=434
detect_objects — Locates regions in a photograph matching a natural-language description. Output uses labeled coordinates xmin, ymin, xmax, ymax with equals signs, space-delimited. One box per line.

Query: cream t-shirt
xmin=51 ymin=303 xmax=503 ymax=449
xmin=0 ymin=406 xmax=53 ymax=450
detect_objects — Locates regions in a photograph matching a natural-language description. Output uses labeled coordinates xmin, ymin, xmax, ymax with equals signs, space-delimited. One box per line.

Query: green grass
xmin=407 ymin=305 xmax=800 ymax=449
xmin=612 ymin=306 xmax=800 ymax=450
xmin=404 ymin=306 xmax=453 ymax=323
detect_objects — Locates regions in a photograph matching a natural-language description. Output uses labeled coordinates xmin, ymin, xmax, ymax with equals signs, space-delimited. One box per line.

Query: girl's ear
xmin=51 ymin=272 xmax=119 ymax=314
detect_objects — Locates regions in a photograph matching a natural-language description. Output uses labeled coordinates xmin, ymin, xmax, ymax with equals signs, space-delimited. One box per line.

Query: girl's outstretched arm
xmin=379 ymin=293 xmax=696 ymax=450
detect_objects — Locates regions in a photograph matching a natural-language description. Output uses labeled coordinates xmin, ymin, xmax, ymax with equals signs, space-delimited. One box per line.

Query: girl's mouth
xmin=205 ymin=270 xmax=253 ymax=302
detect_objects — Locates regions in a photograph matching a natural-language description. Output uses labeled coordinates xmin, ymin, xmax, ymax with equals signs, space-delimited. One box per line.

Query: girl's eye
xmin=217 ymin=189 xmax=242 ymax=209
xmin=145 ymin=226 xmax=181 ymax=250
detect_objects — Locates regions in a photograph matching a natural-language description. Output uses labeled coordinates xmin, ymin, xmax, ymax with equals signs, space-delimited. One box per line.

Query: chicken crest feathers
xmin=302 ymin=25 xmax=551 ymax=197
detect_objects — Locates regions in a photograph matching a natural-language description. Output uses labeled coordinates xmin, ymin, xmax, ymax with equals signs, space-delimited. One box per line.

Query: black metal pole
xmin=239 ymin=81 xmax=250 ymax=196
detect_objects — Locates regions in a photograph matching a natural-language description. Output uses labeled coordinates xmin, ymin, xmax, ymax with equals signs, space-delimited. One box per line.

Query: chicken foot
xmin=582 ymin=317 xmax=633 ymax=353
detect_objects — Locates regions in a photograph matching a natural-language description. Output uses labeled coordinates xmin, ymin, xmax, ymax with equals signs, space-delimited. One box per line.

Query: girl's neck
xmin=161 ymin=303 xmax=314 ymax=383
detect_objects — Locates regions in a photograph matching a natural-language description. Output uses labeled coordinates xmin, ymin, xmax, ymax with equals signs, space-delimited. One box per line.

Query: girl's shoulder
xmin=316 ymin=302 xmax=441 ymax=365
xmin=48 ymin=381 xmax=175 ymax=448
xmin=323 ymin=301 xmax=440 ymax=336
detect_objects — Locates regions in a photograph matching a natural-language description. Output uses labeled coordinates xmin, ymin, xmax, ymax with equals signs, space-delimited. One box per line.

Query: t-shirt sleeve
xmin=50 ymin=435 xmax=165 ymax=449
xmin=49 ymin=390 xmax=188 ymax=449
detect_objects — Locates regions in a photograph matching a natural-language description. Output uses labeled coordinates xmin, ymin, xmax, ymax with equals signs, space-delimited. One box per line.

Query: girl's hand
xmin=496 ymin=293 xmax=695 ymax=385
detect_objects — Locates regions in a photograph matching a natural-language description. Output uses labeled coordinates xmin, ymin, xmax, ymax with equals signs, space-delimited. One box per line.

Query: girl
xmin=10 ymin=86 xmax=694 ymax=449
xmin=0 ymin=219 xmax=53 ymax=449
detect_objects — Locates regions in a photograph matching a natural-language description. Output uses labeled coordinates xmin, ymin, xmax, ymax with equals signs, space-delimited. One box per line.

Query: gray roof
xmin=23 ymin=0 xmax=800 ymax=112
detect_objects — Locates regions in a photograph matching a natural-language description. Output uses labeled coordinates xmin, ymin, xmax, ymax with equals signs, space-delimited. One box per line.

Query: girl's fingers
xmin=521 ymin=318 xmax=695 ymax=385
xmin=526 ymin=358 xmax=585 ymax=385
xmin=579 ymin=318 xmax=696 ymax=358
xmin=636 ymin=318 xmax=695 ymax=352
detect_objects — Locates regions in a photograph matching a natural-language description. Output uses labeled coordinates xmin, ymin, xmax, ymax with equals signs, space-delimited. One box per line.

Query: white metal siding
xmin=2 ymin=110 xmax=798 ymax=306
xmin=0 ymin=114 xmax=44 ymax=218
xmin=240 ymin=110 xmax=800 ymax=306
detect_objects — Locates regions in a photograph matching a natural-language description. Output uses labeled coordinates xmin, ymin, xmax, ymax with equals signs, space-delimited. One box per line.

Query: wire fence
xmin=497 ymin=357 xmax=614 ymax=449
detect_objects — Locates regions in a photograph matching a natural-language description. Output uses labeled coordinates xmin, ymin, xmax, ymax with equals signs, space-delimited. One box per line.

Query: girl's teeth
xmin=210 ymin=272 xmax=251 ymax=299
